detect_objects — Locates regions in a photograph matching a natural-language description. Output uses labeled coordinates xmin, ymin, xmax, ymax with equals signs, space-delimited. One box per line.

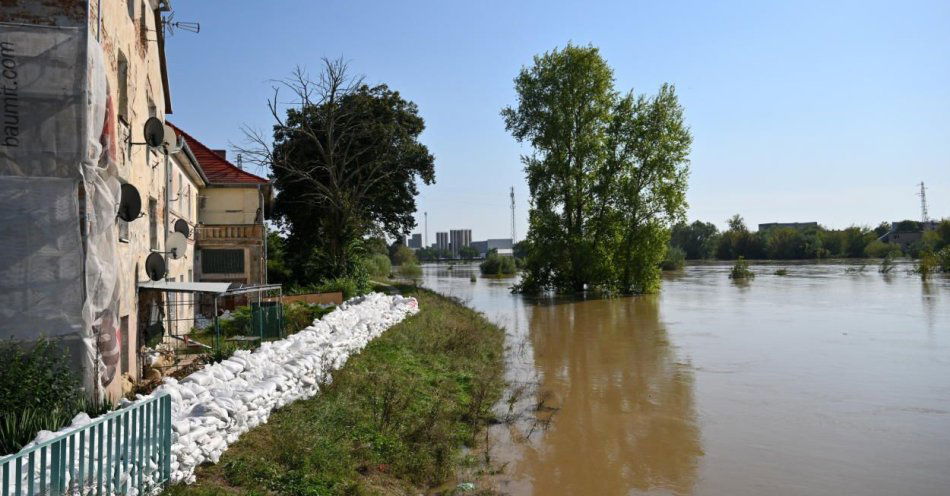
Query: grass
xmin=164 ymin=286 xmax=505 ymax=496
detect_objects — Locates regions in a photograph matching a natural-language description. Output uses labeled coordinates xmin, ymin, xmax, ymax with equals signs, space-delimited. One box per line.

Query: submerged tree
xmin=241 ymin=59 xmax=435 ymax=283
xmin=502 ymin=44 xmax=692 ymax=294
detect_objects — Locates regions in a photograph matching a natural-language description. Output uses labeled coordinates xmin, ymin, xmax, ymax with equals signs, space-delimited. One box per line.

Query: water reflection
xmin=421 ymin=262 xmax=950 ymax=496
xmin=518 ymin=296 xmax=701 ymax=495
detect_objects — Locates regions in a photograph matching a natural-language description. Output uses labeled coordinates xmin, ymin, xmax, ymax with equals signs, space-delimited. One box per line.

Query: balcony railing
xmin=195 ymin=224 xmax=263 ymax=242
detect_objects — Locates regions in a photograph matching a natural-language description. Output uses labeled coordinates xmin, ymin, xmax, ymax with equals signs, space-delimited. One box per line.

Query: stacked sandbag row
xmin=2 ymin=292 xmax=419 ymax=493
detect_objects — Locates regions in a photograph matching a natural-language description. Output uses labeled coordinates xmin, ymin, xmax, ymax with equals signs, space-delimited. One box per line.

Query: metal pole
xmin=213 ymin=296 xmax=219 ymax=352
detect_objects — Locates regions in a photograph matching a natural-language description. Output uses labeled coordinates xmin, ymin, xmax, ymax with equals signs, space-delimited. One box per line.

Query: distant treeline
xmin=670 ymin=215 xmax=950 ymax=260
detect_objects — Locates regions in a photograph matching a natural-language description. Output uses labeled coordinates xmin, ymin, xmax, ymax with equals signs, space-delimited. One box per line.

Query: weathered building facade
xmin=0 ymin=0 xmax=200 ymax=401
xmin=169 ymin=124 xmax=272 ymax=287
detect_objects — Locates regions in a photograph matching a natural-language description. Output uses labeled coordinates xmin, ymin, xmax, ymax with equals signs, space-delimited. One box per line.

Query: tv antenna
xmin=510 ymin=186 xmax=516 ymax=243
xmin=918 ymin=181 xmax=929 ymax=224
xmin=161 ymin=11 xmax=200 ymax=36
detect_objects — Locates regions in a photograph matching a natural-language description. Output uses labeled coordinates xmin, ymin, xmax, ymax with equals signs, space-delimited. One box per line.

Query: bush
xmin=0 ymin=339 xmax=110 ymax=454
xmin=397 ymin=262 xmax=423 ymax=283
xmin=282 ymin=302 xmax=335 ymax=335
xmin=914 ymin=250 xmax=938 ymax=279
xmin=774 ymin=268 xmax=788 ymax=276
xmin=480 ymin=252 xmax=517 ymax=275
xmin=864 ymin=240 xmax=902 ymax=258
xmin=880 ymin=253 xmax=896 ymax=274
xmin=218 ymin=306 xmax=253 ymax=337
xmin=659 ymin=246 xmax=686 ymax=271
xmin=729 ymin=257 xmax=755 ymax=279
xmin=938 ymin=246 xmax=950 ymax=272
xmin=364 ymin=254 xmax=392 ymax=280
xmin=390 ymin=244 xmax=417 ymax=266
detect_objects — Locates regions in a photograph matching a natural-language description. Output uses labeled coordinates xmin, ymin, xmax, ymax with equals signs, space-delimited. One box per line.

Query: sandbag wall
xmin=4 ymin=292 xmax=419 ymax=492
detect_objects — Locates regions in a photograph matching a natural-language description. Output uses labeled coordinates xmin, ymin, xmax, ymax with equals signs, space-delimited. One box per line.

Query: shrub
xmin=936 ymin=246 xmax=950 ymax=273
xmin=659 ymin=246 xmax=686 ymax=271
xmin=480 ymin=252 xmax=517 ymax=275
xmin=880 ymin=253 xmax=896 ymax=274
xmin=390 ymin=244 xmax=417 ymax=266
xmin=864 ymin=240 xmax=902 ymax=258
xmin=364 ymin=254 xmax=392 ymax=280
xmin=729 ymin=257 xmax=755 ymax=279
xmin=397 ymin=262 xmax=423 ymax=283
xmin=0 ymin=339 xmax=110 ymax=454
xmin=218 ymin=306 xmax=253 ymax=337
xmin=774 ymin=268 xmax=788 ymax=276
xmin=914 ymin=250 xmax=937 ymax=279
xmin=282 ymin=302 xmax=335 ymax=335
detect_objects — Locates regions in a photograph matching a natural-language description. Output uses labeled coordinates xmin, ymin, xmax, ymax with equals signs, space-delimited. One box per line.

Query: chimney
xmin=212 ymin=149 xmax=227 ymax=160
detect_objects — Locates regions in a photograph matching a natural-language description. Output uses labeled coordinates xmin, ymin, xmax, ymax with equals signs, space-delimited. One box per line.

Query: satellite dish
xmin=173 ymin=218 xmax=190 ymax=238
xmin=167 ymin=232 xmax=187 ymax=260
xmin=145 ymin=252 xmax=166 ymax=281
xmin=143 ymin=117 xmax=165 ymax=147
xmin=117 ymin=183 xmax=142 ymax=221
xmin=162 ymin=124 xmax=182 ymax=153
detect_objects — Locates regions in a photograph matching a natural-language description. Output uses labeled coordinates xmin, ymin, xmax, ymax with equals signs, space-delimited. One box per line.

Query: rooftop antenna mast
xmin=918 ymin=181 xmax=929 ymax=224
xmin=510 ymin=186 xmax=516 ymax=243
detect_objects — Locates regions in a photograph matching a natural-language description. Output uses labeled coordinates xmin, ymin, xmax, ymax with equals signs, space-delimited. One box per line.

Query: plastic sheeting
xmin=0 ymin=23 xmax=121 ymax=396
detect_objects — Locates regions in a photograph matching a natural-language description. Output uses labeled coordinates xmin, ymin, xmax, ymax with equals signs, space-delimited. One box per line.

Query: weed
xmin=166 ymin=286 xmax=505 ymax=496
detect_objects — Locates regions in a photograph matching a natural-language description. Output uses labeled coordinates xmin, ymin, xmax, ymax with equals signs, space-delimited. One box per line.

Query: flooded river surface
xmin=421 ymin=262 xmax=950 ymax=495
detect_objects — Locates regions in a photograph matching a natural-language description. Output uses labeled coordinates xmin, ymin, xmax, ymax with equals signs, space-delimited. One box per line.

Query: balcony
xmin=195 ymin=224 xmax=263 ymax=242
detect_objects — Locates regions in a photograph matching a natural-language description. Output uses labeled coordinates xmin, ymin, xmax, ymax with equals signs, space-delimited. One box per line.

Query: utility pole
xmin=918 ymin=182 xmax=929 ymax=224
xmin=510 ymin=186 xmax=516 ymax=243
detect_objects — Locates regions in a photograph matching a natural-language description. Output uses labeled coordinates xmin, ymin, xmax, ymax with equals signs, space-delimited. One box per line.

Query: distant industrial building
xmin=471 ymin=238 xmax=513 ymax=257
xmin=758 ymin=222 xmax=819 ymax=231
xmin=449 ymin=229 xmax=472 ymax=257
xmin=881 ymin=220 xmax=941 ymax=250
xmin=436 ymin=232 xmax=449 ymax=252
xmin=408 ymin=233 xmax=422 ymax=249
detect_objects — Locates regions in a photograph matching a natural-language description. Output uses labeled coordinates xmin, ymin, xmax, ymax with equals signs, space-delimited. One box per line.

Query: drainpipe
xmin=260 ymin=185 xmax=267 ymax=285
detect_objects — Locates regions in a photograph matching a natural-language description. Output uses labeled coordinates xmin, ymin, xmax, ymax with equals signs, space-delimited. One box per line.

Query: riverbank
xmin=165 ymin=286 xmax=505 ymax=495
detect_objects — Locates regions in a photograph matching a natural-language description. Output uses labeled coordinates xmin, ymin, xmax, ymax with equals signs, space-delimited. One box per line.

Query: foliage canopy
xmin=502 ymin=44 xmax=692 ymax=294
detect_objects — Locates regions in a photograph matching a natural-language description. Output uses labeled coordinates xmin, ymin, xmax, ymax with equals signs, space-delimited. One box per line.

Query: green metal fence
xmin=0 ymin=394 xmax=172 ymax=496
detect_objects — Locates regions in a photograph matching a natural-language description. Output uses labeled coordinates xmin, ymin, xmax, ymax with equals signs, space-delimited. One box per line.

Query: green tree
xmin=670 ymin=220 xmax=719 ymax=259
xmin=244 ymin=60 xmax=435 ymax=284
xmin=390 ymin=244 xmax=417 ymax=266
xmin=458 ymin=246 xmax=480 ymax=260
xmin=502 ymin=44 xmax=691 ymax=294
xmin=266 ymin=231 xmax=292 ymax=284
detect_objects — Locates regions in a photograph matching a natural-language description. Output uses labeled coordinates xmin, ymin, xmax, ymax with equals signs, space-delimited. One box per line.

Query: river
xmin=421 ymin=261 xmax=950 ymax=496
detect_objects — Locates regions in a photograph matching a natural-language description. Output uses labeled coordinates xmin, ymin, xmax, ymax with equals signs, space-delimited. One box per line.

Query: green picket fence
xmin=0 ymin=393 xmax=171 ymax=496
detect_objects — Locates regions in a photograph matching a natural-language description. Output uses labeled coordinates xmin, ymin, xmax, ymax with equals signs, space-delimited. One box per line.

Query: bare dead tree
xmin=235 ymin=58 xmax=435 ymax=279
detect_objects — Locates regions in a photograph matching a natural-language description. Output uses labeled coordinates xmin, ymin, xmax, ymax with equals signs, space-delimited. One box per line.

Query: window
xmin=120 ymin=316 xmax=130 ymax=374
xmin=117 ymin=52 xmax=129 ymax=123
xmin=202 ymin=249 xmax=244 ymax=274
xmin=148 ymin=198 xmax=158 ymax=250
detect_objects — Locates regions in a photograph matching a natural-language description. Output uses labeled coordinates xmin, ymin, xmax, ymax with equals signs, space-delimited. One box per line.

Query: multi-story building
xmin=449 ymin=229 xmax=472 ymax=258
xmin=169 ymin=125 xmax=272 ymax=290
xmin=408 ymin=233 xmax=422 ymax=249
xmin=471 ymin=238 xmax=513 ymax=257
xmin=436 ymin=232 xmax=449 ymax=252
xmin=0 ymin=0 xmax=200 ymax=400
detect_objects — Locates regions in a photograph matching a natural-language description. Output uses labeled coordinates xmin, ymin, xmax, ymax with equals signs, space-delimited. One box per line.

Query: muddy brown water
xmin=422 ymin=262 xmax=950 ymax=495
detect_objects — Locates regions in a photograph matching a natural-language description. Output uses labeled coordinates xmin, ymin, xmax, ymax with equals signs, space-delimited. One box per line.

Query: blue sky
xmin=165 ymin=0 xmax=949 ymax=240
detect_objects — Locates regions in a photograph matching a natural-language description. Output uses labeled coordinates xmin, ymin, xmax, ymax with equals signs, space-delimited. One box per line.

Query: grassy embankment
xmin=165 ymin=286 xmax=505 ymax=495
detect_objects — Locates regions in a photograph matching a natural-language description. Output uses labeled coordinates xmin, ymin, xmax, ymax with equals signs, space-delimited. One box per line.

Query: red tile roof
xmin=166 ymin=122 xmax=268 ymax=185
